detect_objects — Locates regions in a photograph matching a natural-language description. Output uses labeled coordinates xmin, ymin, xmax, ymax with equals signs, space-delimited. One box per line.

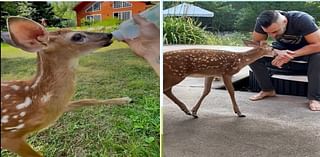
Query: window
xmin=86 ymin=2 xmax=101 ymax=12
xmin=113 ymin=2 xmax=132 ymax=9
xmin=86 ymin=14 xmax=102 ymax=22
xmin=113 ymin=11 xmax=132 ymax=20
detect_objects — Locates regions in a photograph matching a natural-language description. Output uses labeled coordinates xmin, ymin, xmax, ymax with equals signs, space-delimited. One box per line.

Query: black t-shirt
xmin=255 ymin=11 xmax=319 ymax=49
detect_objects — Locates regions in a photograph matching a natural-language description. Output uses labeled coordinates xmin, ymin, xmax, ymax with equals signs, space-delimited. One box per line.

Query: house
xmin=73 ymin=1 xmax=153 ymax=26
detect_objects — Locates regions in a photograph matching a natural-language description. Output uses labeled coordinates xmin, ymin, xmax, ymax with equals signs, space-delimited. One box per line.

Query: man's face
xmin=262 ymin=20 xmax=287 ymax=40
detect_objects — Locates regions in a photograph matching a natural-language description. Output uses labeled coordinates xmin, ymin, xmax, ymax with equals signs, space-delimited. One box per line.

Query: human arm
xmin=272 ymin=30 xmax=320 ymax=68
xmin=123 ymin=15 xmax=160 ymax=76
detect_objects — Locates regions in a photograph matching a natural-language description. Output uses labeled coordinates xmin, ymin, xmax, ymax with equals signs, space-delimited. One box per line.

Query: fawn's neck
xmin=239 ymin=47 xmax=264 ymax=67
xmin=30 ymin=52 xmax=77 ymax=98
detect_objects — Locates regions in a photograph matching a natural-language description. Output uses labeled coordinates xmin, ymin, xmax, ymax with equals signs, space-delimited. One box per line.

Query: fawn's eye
xmin=71 ymin=33 xmax=85 ymax=42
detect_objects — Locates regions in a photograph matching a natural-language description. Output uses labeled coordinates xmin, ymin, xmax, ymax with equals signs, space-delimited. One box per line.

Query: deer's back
xmin=164 ymin=49 xmax=242 ymax=77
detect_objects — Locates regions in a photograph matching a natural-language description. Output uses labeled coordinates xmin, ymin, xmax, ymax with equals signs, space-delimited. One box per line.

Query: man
xmin=250 ymin=10 xmax=320 ymax=111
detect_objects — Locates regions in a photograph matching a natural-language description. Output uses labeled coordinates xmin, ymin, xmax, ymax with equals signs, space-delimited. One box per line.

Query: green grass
xmin=1 ymin=41 xmax=160 ymax=157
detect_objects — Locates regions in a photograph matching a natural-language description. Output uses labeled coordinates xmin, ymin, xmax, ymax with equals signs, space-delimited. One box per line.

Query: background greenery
xmin=1 ymin=41 xmax=160 ymax=156
xmin=164 ymin=1 xmax=320 ymax=45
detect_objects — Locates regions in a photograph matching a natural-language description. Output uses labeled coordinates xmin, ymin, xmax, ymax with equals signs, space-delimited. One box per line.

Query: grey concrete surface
xmin=164 ymin=86 xmax=320 ymax=157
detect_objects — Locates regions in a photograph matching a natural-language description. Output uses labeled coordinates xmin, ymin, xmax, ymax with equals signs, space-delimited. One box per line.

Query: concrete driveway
xmin=163 ymin=85 xmax=320 ymax=157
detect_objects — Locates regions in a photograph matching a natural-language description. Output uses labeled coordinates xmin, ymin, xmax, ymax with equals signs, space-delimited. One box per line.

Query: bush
xmin=164 ymin=17 xmax=210 ymax=44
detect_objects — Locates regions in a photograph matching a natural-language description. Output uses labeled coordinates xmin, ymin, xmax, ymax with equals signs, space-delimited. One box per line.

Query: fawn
xmin=163 ymin=40 xmax=274 ymax=118
xmin=1 ymin=17 xmax=131 ymax=156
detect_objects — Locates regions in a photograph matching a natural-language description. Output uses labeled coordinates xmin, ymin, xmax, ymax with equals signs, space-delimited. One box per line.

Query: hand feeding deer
xmin=164 ymin=40 xmax=274 ymax=118
xmin=1 ymin=17 xmax=131 ymax=156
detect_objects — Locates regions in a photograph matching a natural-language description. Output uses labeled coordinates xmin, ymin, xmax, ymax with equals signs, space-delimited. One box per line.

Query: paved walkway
xmin=163 ymin=45 xmax=319 ymax=157
xmin=164 ymin=86 xmax=320 ymax=157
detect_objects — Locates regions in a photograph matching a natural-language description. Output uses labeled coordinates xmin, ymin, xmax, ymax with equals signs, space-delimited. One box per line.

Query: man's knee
xmin=309 ymin=52 xmax=320 ymax=61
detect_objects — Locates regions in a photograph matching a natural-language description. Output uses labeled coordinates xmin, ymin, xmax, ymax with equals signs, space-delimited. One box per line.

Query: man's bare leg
xmin=309 ymin=100 xmax=320 ymax=111
xmin=249 ymin=90 xmax=276 ymax=101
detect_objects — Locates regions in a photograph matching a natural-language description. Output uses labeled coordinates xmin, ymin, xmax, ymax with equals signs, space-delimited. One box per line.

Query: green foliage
xmin=164 ymin=17 xmax=210 ymax=44
xmin=51 ymin=2 xmax=77 ymax=20
xmin=1 ymin=41 xmax=160 ymax=157
xmin=91 ymin=18 xmax=121 ymax=27
xmin=206 ymin=32 xmax=251 ymax=46
xmin=51 ymin=2 xmax=77 ymax=28
xmin=17 ymin=2 xmax=35 ymax=19
xmin=194 ymin=2 xmax=236 ymax=32
xmin=29 ymin=2 xmax=55 ymax=26
xmin=164 ymin=1 xmax=320 ymax=32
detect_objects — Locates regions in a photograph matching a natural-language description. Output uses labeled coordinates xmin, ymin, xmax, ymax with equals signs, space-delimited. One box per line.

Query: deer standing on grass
xmin=1 ymin=17 xmax=131 ymax=157
xmin=164 ymin=40 xmax=274 ymax=118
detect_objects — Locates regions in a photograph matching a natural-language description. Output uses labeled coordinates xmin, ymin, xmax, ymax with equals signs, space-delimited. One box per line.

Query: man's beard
xmin=275 ymin=26 xmax=287 ymax=40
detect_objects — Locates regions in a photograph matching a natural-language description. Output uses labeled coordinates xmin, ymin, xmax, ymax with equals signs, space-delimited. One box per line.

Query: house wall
xmin=75 ymin=2 xmax=149 ymax=26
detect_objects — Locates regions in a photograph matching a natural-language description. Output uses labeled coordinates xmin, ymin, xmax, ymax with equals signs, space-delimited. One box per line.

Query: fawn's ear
xmin=7 ymin=16 xmax=49 ymax=52
xmin=243 ymin=40 xmax=259 ymax=47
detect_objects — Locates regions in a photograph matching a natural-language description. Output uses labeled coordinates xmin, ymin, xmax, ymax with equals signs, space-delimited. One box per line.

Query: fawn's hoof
xmin=192 ymin=114 xmax=199 ymax=119
xmin=122 ymin=97 xmax=133 ymax=103
xmin=238 ymin=114 xmax=246 ymax=117
xmin=191 ymin=111 xmax=199 ymax=118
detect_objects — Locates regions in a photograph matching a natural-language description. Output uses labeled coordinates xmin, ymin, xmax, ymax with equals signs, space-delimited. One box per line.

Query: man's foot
xmin=309 ymin=100 xmax=320 ymax=111
xmin=249 ymin=90 xmax=276 ymax=101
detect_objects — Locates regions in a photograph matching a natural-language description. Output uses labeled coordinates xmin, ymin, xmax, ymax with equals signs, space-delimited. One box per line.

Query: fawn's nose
xmin=103 ymin=33 xmax=113 ymax=40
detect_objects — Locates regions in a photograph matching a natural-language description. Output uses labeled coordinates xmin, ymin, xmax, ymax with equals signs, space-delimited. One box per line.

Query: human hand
xmin=123 ymin=15 xmax=160 ymax=76
xmin=271 ymin=49 xmax=295 ymax=68
xmin=123 ymin=15 xmax=160 ymax=59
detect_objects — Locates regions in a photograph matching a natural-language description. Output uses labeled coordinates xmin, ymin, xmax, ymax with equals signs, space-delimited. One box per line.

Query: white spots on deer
xmin=18 ymin=119 xmax=23 ymax=123
xmin=4 ymin=94 xmax=11 ymax=100
xmin=2 ymin=109 xmax=8 ymax=113
xmin=20 ymin=111 xmax=26 ymax=117
xmin=1 ymin=83 xmax=9 ymax=87
xmin=4 ymin=123 xmax=25 ymax=131
xmin=25 ymin=86 xmax=29 ymax=91
xmin=16 ymin=97 xmax=32 ymax=110
xmin=13 ymin=115 xmax=18 ymax=119
xmin=1 ymin=115 xmax=9 ymax=123
xmin=41 ymin=92 xmax=53 ymax=103
xmin=11 ymin=85 xmax=20 ymax=91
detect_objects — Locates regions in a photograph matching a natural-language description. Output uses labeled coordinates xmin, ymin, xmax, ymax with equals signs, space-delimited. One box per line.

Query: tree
xmin=17 ymin=2 xmax=35 ymax=19
xmin=51 ymin=2 xmax=77 ymax=19
xmin=29 ymin=2 xmax=55 ymax=26
xmin=1 ymin=2 xmax=19 ymax=31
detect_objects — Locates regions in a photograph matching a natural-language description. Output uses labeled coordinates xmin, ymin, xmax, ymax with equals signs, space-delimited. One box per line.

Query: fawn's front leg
xmin=65 ymin=97 xmax=132 ymax=112
xmin=2 ymin=137 xmax=43 ymax=157
xmin=191 ymin=77 xmax=214 ymax=118
xmin=222 ymin=75 xmax=246 ymax=117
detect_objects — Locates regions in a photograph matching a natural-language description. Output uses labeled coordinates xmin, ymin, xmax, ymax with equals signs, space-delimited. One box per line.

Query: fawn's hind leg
xmin=191 ymin=77 xmax=214 ymax=118
xmin=65 ymin=97 xmax=132 ymax=112
xmin=164 ymin=88 xmax=191 ymax=115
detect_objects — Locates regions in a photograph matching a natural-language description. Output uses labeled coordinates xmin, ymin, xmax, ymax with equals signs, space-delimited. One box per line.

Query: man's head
xmin=257 ymin=10 xmax=288 ymax=39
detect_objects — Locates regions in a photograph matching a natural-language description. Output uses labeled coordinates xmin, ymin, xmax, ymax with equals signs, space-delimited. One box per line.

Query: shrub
xmin=164 ymin=17 xmax=210 ymax=44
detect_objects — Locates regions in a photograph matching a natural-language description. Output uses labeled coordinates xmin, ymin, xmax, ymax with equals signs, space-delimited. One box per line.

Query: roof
xmin=73 ymin=1 xmax=154 ymax=12
xmin=73 ymin=2 xmax=92 ymax=11
xmin=163 ymin=3 xmax=214 ymax=17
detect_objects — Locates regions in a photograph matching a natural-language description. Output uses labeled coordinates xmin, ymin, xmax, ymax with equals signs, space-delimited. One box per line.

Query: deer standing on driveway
xmin=1 ymin=17 xmax=131 ymax=157
xmin=163 ymin=40 xmax=274 ymax=118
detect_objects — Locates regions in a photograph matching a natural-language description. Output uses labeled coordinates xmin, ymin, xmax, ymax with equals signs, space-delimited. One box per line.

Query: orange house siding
xmin=74 ymin=2 xmax=150 ymax=26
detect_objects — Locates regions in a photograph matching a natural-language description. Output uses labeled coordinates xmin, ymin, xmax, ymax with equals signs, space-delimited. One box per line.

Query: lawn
xmin=1 ymin=41 xmax=160 ymax=157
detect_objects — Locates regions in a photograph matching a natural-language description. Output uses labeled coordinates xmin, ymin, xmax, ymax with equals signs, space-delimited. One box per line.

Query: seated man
xmin=250 ymin=10 xmax=320 ymax=111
